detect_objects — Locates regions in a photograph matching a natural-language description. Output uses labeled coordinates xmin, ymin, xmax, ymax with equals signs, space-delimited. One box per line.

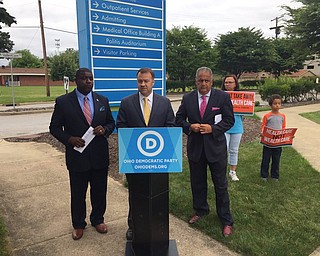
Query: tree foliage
xmin=283 ymin=0 xmax=320 ymax=54
xmin=0 ymin=1 xmax=16 ymax=52
xmin=268 ymin=38 xmax=307 ymax=77
xmin=166 ymin=25 xmax=216 ymax=91
xmin=215 ymin=27 xmax=274 ymax=78
xmin=48 ymin=48 xmax=79 ymax=81
xmin=0 ymin=31 xmax=13 ymax=52
xmin=12 ymin=49 xmax=43 ymax=68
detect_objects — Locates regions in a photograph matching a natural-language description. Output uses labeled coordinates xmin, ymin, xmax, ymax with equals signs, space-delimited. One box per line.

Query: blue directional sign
xmin=118 ymin=128 xmax=182 ymax=174
xmin=76 ymin=0 xmax=166 ymax=106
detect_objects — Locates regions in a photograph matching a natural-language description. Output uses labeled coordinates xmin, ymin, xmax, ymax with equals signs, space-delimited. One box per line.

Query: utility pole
xmin=270 ymin=16 xmax=284 ymax=39
xmin=38 ymin=0 xmax=50 ymax=97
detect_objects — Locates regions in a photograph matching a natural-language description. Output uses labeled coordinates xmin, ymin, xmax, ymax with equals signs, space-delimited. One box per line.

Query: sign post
xmin=0 ymin=52 xmax=22 ymax=109
xmin=63 ymin=76 xmax=69 ymax=93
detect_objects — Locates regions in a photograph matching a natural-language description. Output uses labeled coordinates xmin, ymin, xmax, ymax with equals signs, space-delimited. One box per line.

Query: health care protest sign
xmin=227 ymin=91 xmax=255 ymax=116
xmin=118 ymin=127 xmax=182 ymax=173
xmin=260 ymin=126 xmax=298 ymax=148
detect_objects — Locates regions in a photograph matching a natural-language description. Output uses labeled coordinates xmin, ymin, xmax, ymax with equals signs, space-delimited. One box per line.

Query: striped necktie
xmin=83 ymin=96 xmax=92 ymax=125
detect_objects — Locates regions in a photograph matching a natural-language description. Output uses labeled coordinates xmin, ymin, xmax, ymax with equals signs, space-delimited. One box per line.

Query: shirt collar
xmin=76 ymin=89 xmax=93 ymax=101
xmin=197 ymin=90 xmax=211 ymax=99
xmin=139 ymin=91 xmax=153 ymax=102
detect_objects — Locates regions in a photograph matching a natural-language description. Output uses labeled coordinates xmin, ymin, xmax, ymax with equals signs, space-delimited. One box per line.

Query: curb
xmin=0 ymin=108 xmax=53 ymax=116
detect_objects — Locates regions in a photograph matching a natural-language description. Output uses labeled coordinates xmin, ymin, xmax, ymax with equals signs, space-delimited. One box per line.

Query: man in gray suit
xmin=175 ymin=67 xmax=235 ymax=237
xmin=116 ymin=67 xmax=175 ymax=241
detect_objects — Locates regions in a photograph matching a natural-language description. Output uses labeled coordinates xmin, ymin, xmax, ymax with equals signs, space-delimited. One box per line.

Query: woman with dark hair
xmin=221 ymin=75 xmax=243 ymax=181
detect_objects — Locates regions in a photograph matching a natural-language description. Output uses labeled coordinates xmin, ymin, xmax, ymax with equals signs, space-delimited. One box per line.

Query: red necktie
xmin=83 ymin=96 xmax=92 ymax=125
xmin=200 ymin=95 xmax=207 ymax=118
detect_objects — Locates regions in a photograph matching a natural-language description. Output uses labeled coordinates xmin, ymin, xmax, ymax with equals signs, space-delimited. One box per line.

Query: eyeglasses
xmin=225 ymin=81 xmax=235 ymax=84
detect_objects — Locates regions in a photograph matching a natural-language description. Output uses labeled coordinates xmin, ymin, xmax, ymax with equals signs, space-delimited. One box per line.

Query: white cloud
xmin=1 ymin=0 xmax=302 ymax=60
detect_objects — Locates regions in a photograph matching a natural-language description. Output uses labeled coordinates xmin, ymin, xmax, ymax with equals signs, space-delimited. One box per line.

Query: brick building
xmin=0 ymin=67 xmax=75 ymax=86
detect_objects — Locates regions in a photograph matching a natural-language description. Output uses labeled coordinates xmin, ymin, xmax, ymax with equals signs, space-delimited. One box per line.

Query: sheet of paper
xmin=73 ymin=126 xmax=95 ymax=153
xmin=214 ymin=114 xmax=222 ymax=124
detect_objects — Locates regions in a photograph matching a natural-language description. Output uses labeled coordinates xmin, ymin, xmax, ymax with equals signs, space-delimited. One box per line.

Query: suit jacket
xmin=49 ymin=89 xmax=115 ymax=172
xmin=116 ymin=92 xmax=175 ymax=128
xmin=175 ymin=89 xmax=234 ymax=163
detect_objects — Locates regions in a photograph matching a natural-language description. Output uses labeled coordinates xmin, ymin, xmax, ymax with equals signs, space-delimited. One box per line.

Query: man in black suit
xmin=116 ymin=67 xmax=175 ymax=241
xmin=49 ymin=68 xmax=115 ymax=240
xmin=175 ymin=67 xmax=235 ymax=237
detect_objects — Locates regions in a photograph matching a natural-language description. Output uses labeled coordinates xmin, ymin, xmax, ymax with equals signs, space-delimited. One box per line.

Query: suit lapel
xmin=92 ymin=93 xmax=99 ymax=124
xmin=203 ymin=89 xmax=215 ymax=121
xmin=149 ymin=93 xmax=158 ymax=124
xmin=191 ymin=91 xmax=202 ymax=120
xmin=70 ymin=89 xmax=89 ymax=125
xmin=133 ymin=93 xmax=145 ymax=124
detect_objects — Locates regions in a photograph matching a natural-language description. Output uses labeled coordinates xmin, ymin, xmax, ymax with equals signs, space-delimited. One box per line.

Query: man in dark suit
xmin=116 ymin=67 xmax=175 ymax=241
xmin=175 ymin=67 xmax=235 ymax=237
xmin=49 ymin=68 xmax=115 ymax=240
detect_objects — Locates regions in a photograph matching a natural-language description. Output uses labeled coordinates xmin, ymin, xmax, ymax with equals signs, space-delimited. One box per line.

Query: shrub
xmin=258 ymin=77 xmax=319 ymax=103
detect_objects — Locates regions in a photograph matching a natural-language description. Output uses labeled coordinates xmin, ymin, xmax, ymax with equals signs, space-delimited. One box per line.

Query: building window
xmin=307 ymin=65 xmax=314 ymax=69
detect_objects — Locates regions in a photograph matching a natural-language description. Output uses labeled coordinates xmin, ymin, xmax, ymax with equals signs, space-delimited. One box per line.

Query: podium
xmin=118 ymin=127 xmax=182 ymax=256
xmin=125 ymin=173 xmax=179 ymax=256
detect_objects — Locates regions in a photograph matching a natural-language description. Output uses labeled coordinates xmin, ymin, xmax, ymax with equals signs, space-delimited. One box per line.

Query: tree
xmin=12 ymin=49 xmax=43 ymax=68
xmin=48 ymin=48 xmax=79 ymax=81
xmin=215 ymin=27 xmax=274 ymax=78
xmin=0 ymin=0 xmax=16 ymax=52
xmin=267 ymin=38 xmax=307 ymax=77
xmin=283 ymin=0 xmax=320 ymax=54
xmin=166 ymin=25 xmax=216 ymax=91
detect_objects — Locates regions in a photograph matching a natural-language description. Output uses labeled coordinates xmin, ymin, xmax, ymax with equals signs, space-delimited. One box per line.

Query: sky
xmin=1 ymin=0 xmax=302 ymax=65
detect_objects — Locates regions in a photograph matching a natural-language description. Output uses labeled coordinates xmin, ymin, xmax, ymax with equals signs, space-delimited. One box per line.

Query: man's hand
xmin=68 ymin=136 xmax=85 ymax=148
xmin=190 ymin=123 xmax=201 ymax=133
xmin=199 ymin=124 xmax=212 ymax=134
xmin=93 ymin=126 xmax=105 ymax=136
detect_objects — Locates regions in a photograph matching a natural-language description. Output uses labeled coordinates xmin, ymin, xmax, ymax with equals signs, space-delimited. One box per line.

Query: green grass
xmin=300 ymin=111 xmax=320 ymax=124
xmin=0 ymin=216 xmax=11 ymax=256
xmin=170 ymin=141 xmax=320 ymax=256
xmin=0 ymin=86 xmax=76 ymax=105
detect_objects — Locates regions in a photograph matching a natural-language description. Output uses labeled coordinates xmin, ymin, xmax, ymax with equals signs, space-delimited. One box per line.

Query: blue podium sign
xmin=118 ymin=127 xmax=182 ymax=174
xmin=76 ymin=0 xmax=166 ymax=106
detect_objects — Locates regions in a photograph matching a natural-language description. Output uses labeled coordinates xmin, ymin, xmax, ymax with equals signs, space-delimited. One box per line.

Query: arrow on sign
xmin=94 ymin=48 xmax=100 ymax=55
xmin=93 ymin=1 xmax=99 ymax=8
xmin=92 ymin=13 xmax=99 ymax=20
xmin=94 ymin=25 xmax=100 ymax=32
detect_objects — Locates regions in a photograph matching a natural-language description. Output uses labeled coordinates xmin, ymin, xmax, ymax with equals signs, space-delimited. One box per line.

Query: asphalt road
xmin=0 ymin=112 xmax=52 ymax=139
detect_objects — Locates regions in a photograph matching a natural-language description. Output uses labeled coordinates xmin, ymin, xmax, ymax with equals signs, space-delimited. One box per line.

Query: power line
xmin=3 ymin=25 xmax=77 ymax=35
